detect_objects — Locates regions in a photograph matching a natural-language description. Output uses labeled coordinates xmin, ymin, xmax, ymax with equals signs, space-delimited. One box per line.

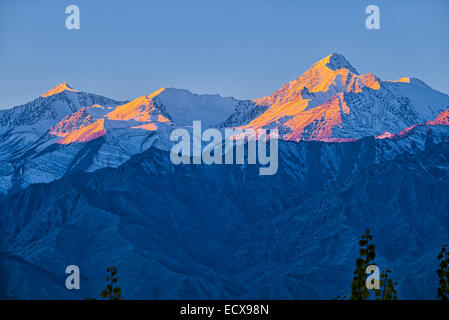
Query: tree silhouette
xmin=350 ymin=229 xmax=397 ymax=300
xmin=350 ymin=229 xmax=375 ymax=300
xmin=437 ymin=244 xmax=449 ymax=300
xmin=375 ymin=269 xmax=397 ymax=300
xmin=101 ymin=266 xmax=123 ymax=300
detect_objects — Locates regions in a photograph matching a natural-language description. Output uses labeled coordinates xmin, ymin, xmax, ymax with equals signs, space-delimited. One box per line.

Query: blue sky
xmin=1 ymin=0 xmax=448 ymax=108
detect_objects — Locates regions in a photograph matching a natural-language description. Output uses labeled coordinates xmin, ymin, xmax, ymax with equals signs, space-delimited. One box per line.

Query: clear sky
xmin=1 ymin=0 xmax=448 ymax=108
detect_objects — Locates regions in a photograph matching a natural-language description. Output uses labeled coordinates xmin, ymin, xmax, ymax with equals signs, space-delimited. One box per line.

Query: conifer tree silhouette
xmin=437 ymin=244 xmax=449 ymax=300
xmin=350 ymin=229 xmax=397 ymax=300
xmin=101 ymin=266 xmax=123 ymax=300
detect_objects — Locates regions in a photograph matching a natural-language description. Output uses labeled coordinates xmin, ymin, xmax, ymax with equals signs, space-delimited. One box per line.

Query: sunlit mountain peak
xmin=106 ymin=87 xmax=167 ymax=122
xmin=254 ymin=53 xmax=368 ymax=109
xmin=147 ymin=87 xmax=166 ymax=99
xmin=321 ymin=53 xmax=359 ymax=74
xmin=41 ymin=82 xmax=78 ymax=97
xmin=241 ymin=53 xmax=449 ymax=142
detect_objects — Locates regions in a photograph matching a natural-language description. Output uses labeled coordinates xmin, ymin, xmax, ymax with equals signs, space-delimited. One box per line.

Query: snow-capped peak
xmin=106 ymin=87 xmax=240 ymax=127
xmin=1 ymin=52 xmax=449 ymax=196
xmin=240 ymin=53 xmax=449 ymax=142
xmin=323 ymin=53 xmax=359 ymax=74
xmin=41 ymin=82 xmax=78 ymax=97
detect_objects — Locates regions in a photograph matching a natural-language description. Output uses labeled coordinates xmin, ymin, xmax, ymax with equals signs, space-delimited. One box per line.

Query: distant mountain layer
xmin=1 ymin=54 xmax=449 ymax=299
xmin=1 ymin=138 xmax=449 ymax=299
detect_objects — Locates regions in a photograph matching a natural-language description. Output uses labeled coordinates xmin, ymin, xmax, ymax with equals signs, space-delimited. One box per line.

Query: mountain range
xmin=1 ymin=53 xmax=449 ymax=299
